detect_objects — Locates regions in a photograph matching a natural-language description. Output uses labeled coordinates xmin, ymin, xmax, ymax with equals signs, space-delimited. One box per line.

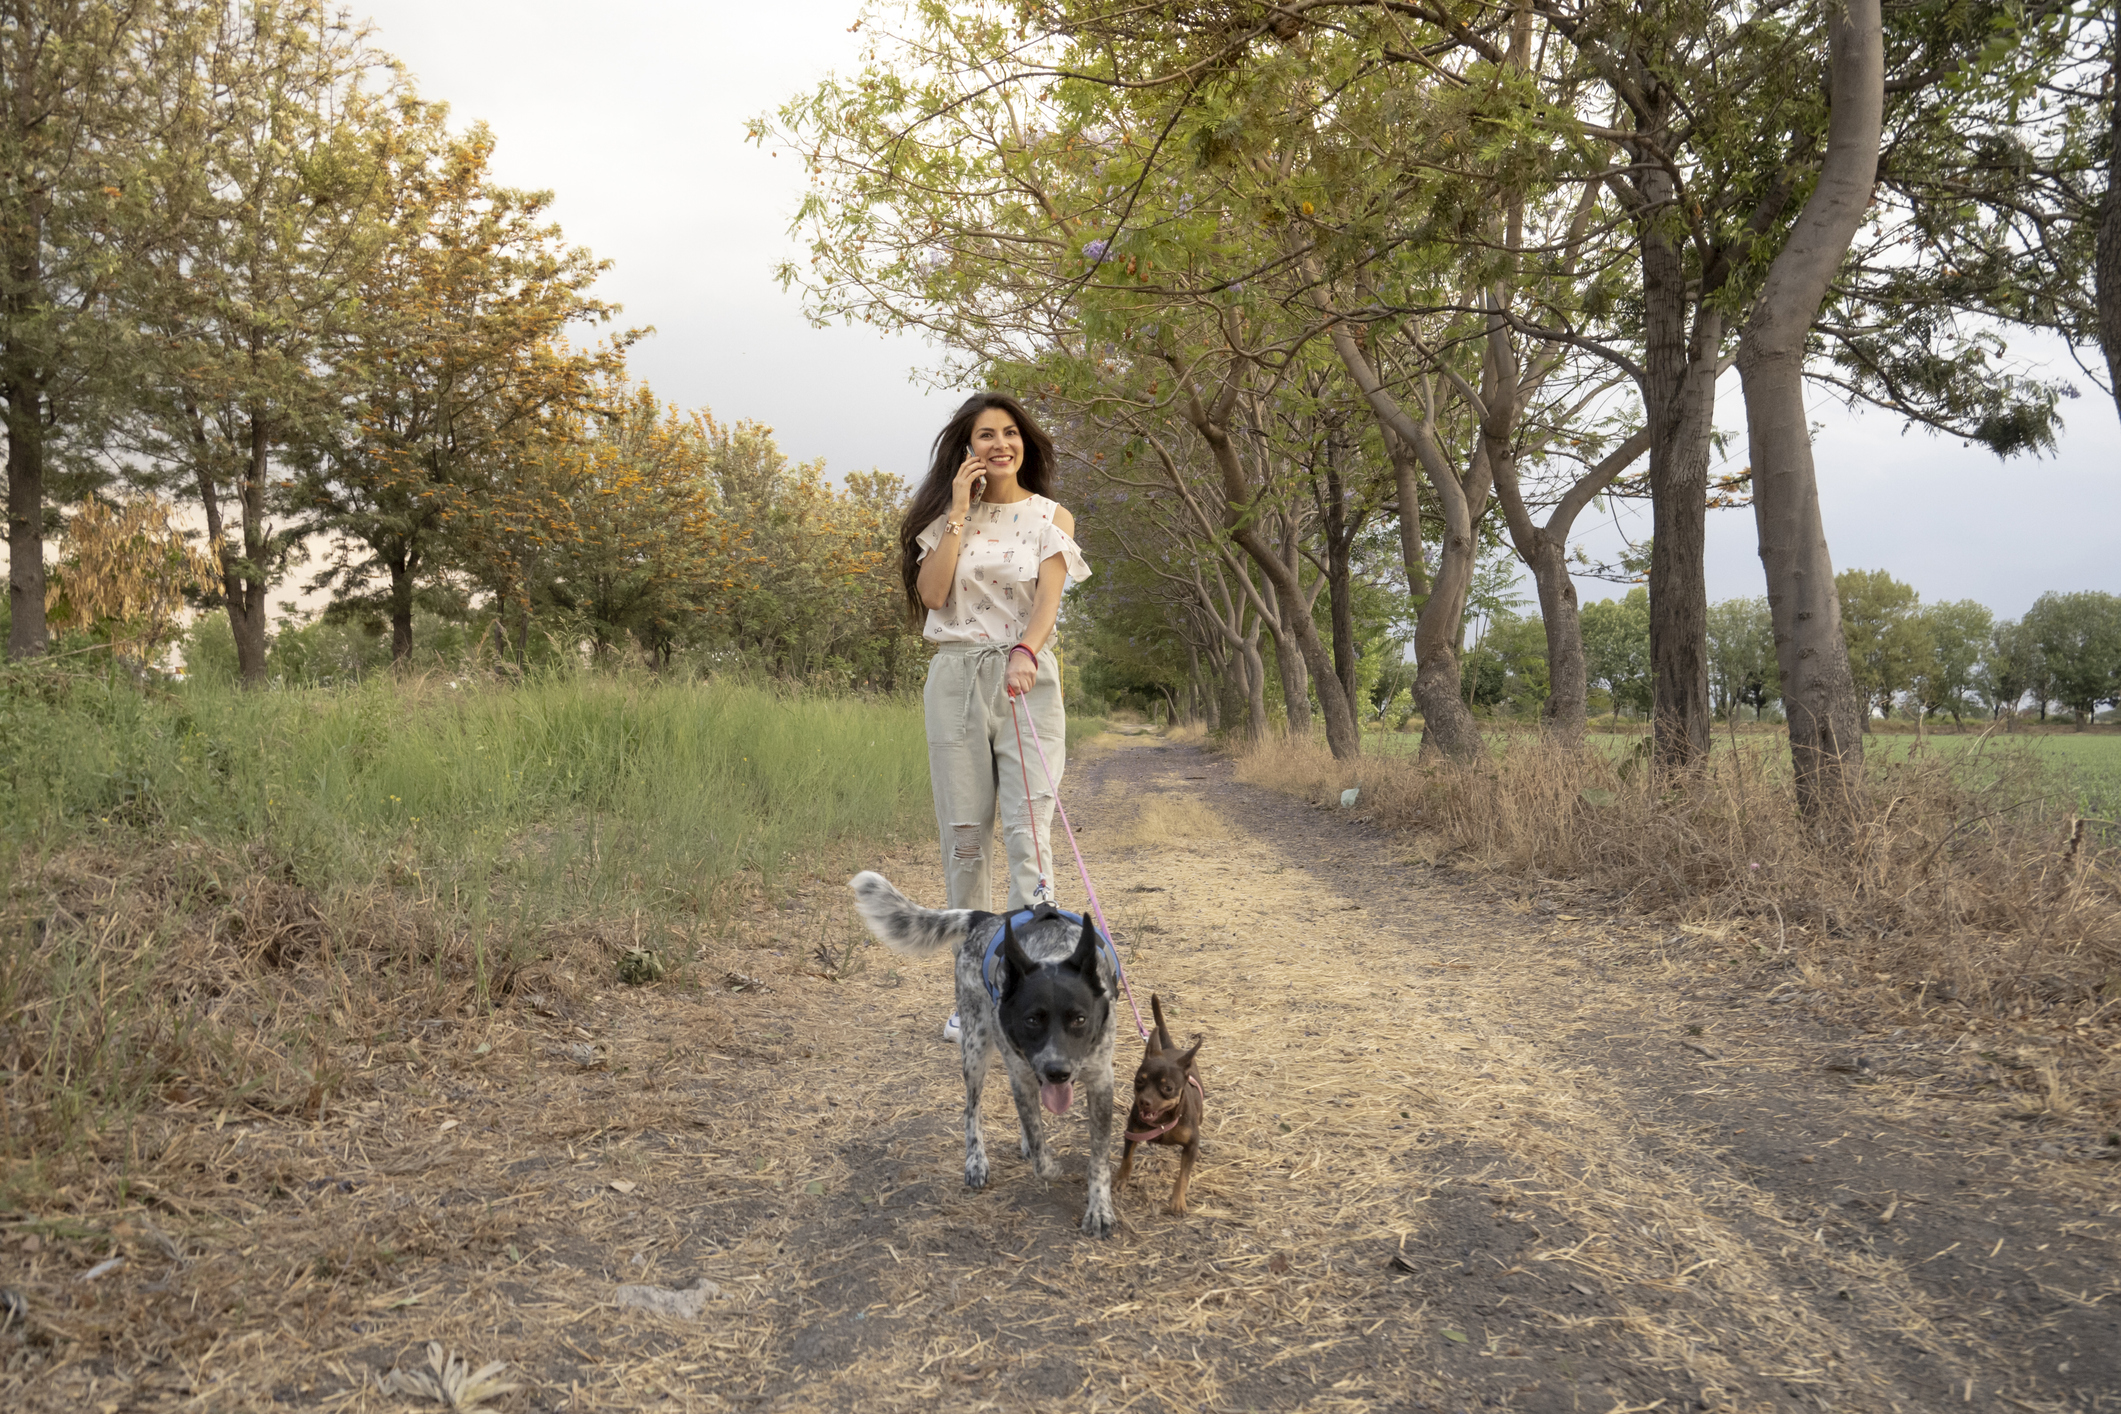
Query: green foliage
xmin=1912 ymin=599 xmax=1995 ymax=724
xmin=1706 ymin=596 xmax=1780 ymax=719
xmin=1836 ymin=569 xmax=1933 ymax=720
xmin=1978 ymin=616 xmax=2044 ymax=719
xmin=2024 ymin=591 xmax=2121 ymax=725
xmin=1581 ymin=589 xmax=1652 ymax=722
xmin=1463 ymin=615 xmax=1549 ymax=718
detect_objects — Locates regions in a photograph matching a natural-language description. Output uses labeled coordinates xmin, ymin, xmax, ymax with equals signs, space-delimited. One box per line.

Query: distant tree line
xmin=3 ymin=0 xmax=918 ymax=687
xmin=1496 ymin=579 xmax=2121 ymax=731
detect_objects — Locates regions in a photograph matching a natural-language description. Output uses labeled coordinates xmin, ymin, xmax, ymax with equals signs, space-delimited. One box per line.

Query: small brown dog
xmin=1117 ymin=994 xmax=1204 ymax=1214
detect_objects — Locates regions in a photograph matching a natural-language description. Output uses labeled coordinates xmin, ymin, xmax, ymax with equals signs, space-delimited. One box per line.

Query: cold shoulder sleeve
xmin=1040 ymin=514 xmax=1092 ymax=582
xmin=913 ymin=512 xmax=950 ymax=562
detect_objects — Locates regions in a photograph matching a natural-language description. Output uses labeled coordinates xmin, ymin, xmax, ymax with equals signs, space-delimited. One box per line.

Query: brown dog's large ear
xmin=1150 ymin=994 xmax=1175 ymax=1052
xmin=1177 ymin=1033 xmax=1204 ymax=1069
xmin=1064 ymin=912 xmax=1106 ymax=994
xmin=1000 ymin=914 xmax=1034 ymax=997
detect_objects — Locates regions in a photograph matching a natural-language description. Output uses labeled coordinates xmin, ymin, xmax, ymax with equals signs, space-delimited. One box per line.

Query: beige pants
xmin=923 ymin=642 xmax=1067 ymax=912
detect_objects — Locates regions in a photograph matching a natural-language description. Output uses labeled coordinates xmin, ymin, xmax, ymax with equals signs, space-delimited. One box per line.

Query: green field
xmin=0 ymin=669 xmax=950 ymax=924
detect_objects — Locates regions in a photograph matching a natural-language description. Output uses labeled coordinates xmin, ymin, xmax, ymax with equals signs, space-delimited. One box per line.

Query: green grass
xmin=0 ymin=666 xmax=936 ymax=920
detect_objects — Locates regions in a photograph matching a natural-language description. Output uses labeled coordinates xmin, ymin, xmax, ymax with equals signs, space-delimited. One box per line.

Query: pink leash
xmin=1007 ymin=689 xmax=1151 ymax=1042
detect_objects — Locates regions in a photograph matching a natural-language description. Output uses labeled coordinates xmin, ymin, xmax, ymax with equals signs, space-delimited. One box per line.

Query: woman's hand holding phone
xmin=950 ymin=447 xmax=986 ymax=516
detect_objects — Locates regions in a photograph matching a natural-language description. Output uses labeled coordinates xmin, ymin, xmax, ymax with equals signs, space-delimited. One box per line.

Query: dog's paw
xmin=1018 ymin=1127 xmax=1031 ymax=1159
xmin=1079 ymin=1200 xmax=1115 ymax=1239
xmin=964 ymin=1152 xmax=990 ymax=1190
xmin=1031 ymin=1148 xmax=1060 ymax=1181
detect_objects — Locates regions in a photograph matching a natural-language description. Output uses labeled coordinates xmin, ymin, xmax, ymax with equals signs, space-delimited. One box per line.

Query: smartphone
xmin=963 ymin=442 xmax=985 ymax=502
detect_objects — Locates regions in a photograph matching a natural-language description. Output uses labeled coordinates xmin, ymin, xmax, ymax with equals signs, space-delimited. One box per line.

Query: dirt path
xmin=8 ymin=736 xmax=2117 ymax=1412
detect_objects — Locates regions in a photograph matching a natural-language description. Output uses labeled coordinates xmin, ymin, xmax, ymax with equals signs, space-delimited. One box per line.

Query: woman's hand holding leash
xmin=1005 ymin=642 xmax=1037 ymax=697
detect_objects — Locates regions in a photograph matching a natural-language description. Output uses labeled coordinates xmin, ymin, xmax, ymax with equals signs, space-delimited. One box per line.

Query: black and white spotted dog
xmin=848 ymin=871 xmax=1116 ymax=1237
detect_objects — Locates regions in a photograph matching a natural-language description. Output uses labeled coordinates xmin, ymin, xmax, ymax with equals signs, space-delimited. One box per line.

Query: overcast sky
xmin=356 ymin=0 xmax=2117 ymax=623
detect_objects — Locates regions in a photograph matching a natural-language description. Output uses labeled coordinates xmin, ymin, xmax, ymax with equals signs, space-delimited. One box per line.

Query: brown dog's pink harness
xmin=1124 ymin=1073 xmax=1205 ymax=1143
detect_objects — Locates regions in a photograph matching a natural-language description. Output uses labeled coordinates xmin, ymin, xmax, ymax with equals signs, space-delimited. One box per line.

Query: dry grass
xmin=3 ymin=738 xmax=2114 ymax=1411
xmin=1237 ymin=732 xmax=2121 ymax=1044
xmin=0 ymin=839 xmax=667 ymax=1205
xmin=1104 ymin=796 xmax=1231 ymax=852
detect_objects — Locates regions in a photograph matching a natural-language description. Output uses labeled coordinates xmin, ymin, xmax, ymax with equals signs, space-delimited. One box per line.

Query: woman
xmin=901 ymin=392 xmax=1090 ymax=1041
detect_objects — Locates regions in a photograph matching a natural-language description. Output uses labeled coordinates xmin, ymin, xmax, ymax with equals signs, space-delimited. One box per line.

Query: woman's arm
xmin=916 ymin=520 xmax=964 ymax=610
xmin=916 ymin=452 xmax=990 ymax=609
xmin=1004 ymin=506 xmax=1075 ymax=695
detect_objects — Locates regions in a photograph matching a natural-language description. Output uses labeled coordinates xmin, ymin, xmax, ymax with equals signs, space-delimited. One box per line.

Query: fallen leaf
xmin=1441 ymin=1329 xmax=1468 ymax=1343
xmin=1268 ymin=1252 xmax=1289 ymax=1274
xmin=438 ymin=1119 xmax=459 ymax=1132
xmin=609 ymin=1179 xmax=637 ymax=1195
xmin=804 ymin=1180 xmax=825 ymax=1196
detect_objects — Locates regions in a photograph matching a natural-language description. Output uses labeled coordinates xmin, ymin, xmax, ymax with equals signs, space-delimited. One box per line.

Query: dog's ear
xmin=1150 ymin=993 xmax=1175 ymax=1052
xmin=1000 ymin=914 xmax=1035 ymax=997
xmin=1178 ymin=1034 xmax=1204 ymax=1069
xmin=1064 ymin=913 xmax=1106 ymax=993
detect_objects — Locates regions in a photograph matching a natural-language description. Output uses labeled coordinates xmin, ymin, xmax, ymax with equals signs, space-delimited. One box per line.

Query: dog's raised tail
xmin=848 ymin=872 xmax=979 ymax=958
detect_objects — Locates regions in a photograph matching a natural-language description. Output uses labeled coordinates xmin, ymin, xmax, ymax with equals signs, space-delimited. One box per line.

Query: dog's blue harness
xmin=978 ymin=903 xmax=1117 ymax=1004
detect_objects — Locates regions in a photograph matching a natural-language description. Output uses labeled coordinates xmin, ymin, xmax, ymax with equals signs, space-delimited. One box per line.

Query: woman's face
xmin=968 ymin=406 xmax=1024 ymax=481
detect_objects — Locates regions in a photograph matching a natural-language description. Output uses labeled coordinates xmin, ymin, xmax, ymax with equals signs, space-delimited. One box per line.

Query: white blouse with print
xmin=914 ymin=493 xmax=1092 ymax=646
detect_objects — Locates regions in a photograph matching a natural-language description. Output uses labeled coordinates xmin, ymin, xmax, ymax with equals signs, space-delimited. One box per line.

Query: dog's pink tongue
xmin=1039 ymin=1081 xmax=1074 ymax=1115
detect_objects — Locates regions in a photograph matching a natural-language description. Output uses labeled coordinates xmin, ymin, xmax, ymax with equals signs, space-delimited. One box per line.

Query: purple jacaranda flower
xmin=1082 ymin=239 xmax=1109 ymax=263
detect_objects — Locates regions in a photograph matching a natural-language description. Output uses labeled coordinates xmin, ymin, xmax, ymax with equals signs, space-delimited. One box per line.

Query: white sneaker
xmin=942 ymin=1013 xmax=962 ymax=1043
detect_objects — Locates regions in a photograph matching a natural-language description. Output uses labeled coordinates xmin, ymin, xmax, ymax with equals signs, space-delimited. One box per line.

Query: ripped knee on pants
xmin=950 ymin=823 xmax=986 ymax=862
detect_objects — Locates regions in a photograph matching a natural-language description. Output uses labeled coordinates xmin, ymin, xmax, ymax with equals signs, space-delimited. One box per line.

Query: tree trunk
xmin=1640 ymin=173 xmax=1723 ymax=771
xmin=2096 ymin=6 xmax=2121 ymax=422
xmin=1407 ymin=448 xmax=1489 ymax=761
xmin=1240 ymin=626 xmax=1269 ymax=743
xmin=1321 ymin=445 xmax=1360 ymax=711
xmin=1268 ymin=616 xmax=1311 ymax=739
xmin=389 ymin=551 xmax=416 ymax=663
xmin=5 ymin=374 xmax=46 ymax=658
xmin=1524 ymin=533 xmax=1586 ymax=741
xmin=1739 ymin=0 xmax=1882 ymax=821
xmin=1490 ymin=399 xmax=1654 ymax=749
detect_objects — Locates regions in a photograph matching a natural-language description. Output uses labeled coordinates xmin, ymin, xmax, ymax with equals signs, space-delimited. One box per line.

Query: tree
xmin=2 ymin=0 xmax=190 ymax=658
xmin=1738 ymin=0 xmax=1882 ymax=808
xmin=1912 ymin=599 xmax=1994 ymax=728
xmin=2099 ymin=6 xmax=2120 ymax=413
xmin=1978 ymin=617 xmax=2042 ymax=726
xmin=43 ymin=492 xmax=216 ymax=660
xmin=304 ymin=115 xmax=627 ymax=664
xmin=522 ymin=387 xmax=714 ymax=662
xmin=128 ymin=0 xmax=396 ymax=683
xmin=1581 ymin=589 xmax=1653 ymax=727
xmin=1836 ymin=569 xmax=1931 ymax=724
xmin=1464 ymin=613 xmax=1549 ymax=718
xmin=1706 ymin=596 xmax=1780 ymax=721
xmin=2024 ymin=590 xmax=2121 ymax=728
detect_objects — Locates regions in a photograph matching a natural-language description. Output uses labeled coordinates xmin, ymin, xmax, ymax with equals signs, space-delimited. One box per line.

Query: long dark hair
xmin=899 ymin=392 xmax=1058 ymax=622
